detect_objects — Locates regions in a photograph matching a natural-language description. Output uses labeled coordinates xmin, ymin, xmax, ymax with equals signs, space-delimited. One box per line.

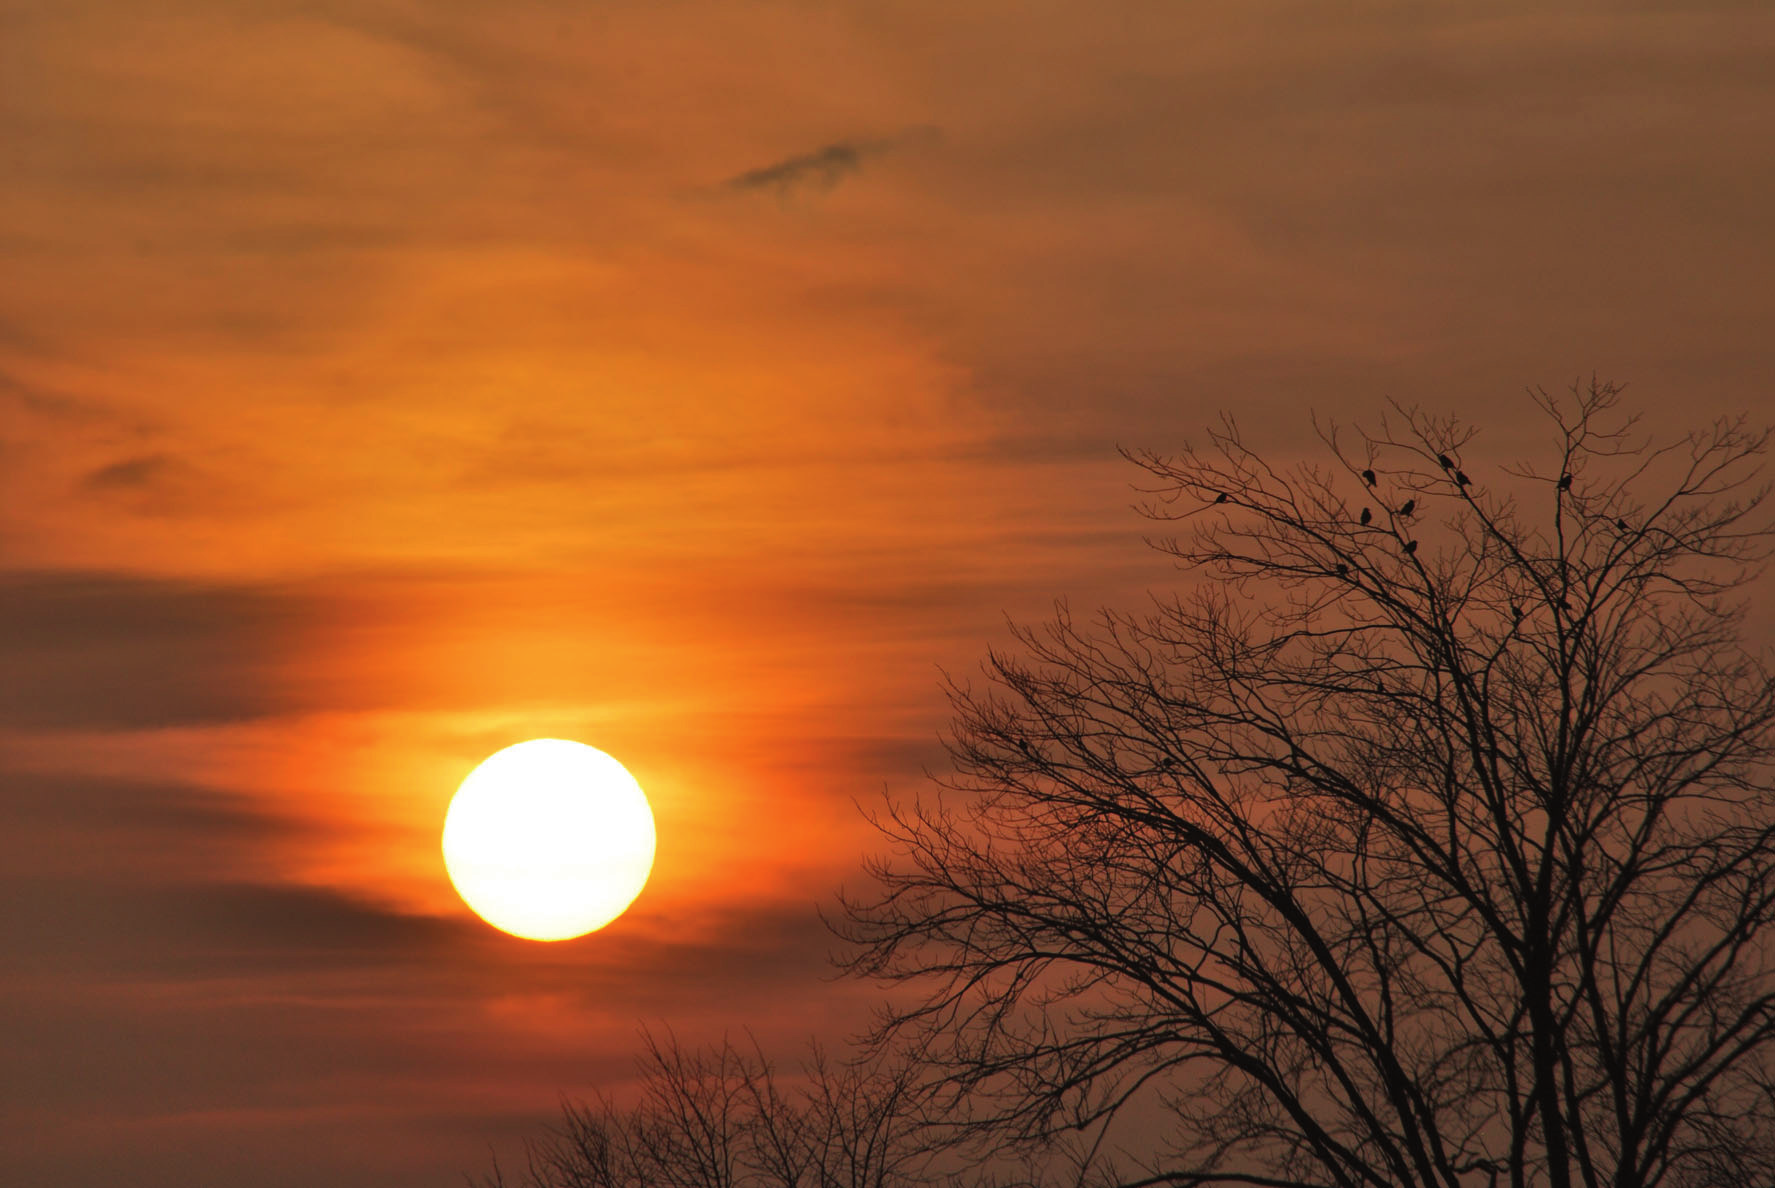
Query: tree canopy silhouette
xmin=840 ymin=383 xmax=1775 ymax=1188
xmin=474 ymin=1030 xmax=959 ymax=1188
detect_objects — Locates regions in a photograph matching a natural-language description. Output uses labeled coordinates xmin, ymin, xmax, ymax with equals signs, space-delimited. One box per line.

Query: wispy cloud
xmin=721 ymin=126 xmax=939 ymax=199
xmin=79 ymin=452 xmax=182 ymax=492
xmin=0 ymin=570 xmax=304 ymax=729
xmin=0 ymin=370 xmax=118 ymax=424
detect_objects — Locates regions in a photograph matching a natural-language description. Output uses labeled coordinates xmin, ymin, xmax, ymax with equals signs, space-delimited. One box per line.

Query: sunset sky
xmin=5 ymin=2 xmax=1775 ymax=1185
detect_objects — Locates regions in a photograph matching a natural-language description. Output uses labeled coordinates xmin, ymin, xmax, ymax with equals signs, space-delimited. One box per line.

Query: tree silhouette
xmin=841 ymin=383 xmax=1775 ymax=1188
xmin=475 ymin=1030 xmax=962 ymax=1188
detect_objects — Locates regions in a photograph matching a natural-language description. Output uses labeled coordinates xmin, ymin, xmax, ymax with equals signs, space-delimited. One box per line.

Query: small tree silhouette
xmin=841 ymin=384 xmax=1775 ymax=1188
xmin=475 ymin=1031 xmax=954 ymax=1188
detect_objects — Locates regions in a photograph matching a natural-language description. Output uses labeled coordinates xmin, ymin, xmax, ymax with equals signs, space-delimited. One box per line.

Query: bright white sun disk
xmin=442 ymin=739 xmax=656 ymax=941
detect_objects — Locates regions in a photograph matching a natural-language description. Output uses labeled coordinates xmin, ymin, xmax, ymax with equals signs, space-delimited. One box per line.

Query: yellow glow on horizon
xmin=442 ymin=739 xmax=657 ymax=942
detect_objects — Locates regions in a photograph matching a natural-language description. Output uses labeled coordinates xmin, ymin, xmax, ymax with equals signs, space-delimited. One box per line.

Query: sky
xmin=3 ymin=1 xmax=1774 ymax=1184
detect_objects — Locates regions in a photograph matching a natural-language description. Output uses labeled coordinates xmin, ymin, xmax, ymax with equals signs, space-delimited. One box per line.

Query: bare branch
xmin=841 ymin=387 xmax=1775 ymax=1188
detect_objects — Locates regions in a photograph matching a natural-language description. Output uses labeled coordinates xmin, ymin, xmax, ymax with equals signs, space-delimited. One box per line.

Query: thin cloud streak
xmin=720 ymin=126 xmax=941 ymax=199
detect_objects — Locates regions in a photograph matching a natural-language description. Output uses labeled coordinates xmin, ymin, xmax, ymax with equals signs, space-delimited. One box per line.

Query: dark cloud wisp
xmin=78 ymin=452 xmax=183 ymax=492
xmin=0 ymin=570 xmax=309 ymax=729
xmin=721 ymin=126 xmax=939 ymax=199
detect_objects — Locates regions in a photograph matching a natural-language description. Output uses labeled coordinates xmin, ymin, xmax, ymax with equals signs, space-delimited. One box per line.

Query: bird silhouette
xmin=1359 ymin=507 xmax=1372 ymax=525
xmin=1511 ymin=603 xmax=1524 ymax=619
xmin=1335 ymin=563 xmax=1349 ymax=576
xmin=1214 ymin=491 xmax=1228 ymax=504
xmin=1438 ymin=454 xmax=1454 ymax=469
xmin=1403 ymin=540 xmax=1419 ymax=554
xmin=1455 ymin=470 xmax=1471 ymax=487
xmin=1399 ymin=498 xmax=1416 ymax=517
xmin=1362 ymin=468 xmax=1377 ymax=486
xmin=1616 ymin=518 xmax=1629 ymax=532
xmin=1558 ymin=473 xmax=1574 ymax=491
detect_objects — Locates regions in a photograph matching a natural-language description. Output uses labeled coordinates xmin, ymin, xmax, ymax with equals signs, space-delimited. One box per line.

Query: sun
xmin=442 ymin=739 xmax=657 ymax=942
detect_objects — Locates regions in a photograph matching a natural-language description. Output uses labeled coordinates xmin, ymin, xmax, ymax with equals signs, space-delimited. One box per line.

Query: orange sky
xmin=5 ymin=2 xmax=1775 ymax=1185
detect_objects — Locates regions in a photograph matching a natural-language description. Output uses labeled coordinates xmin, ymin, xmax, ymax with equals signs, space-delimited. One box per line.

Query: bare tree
xmin=841 ymin=384 xmax=1775 ymax=1188
xmin=476 ymin=1030 xmax=960 ymax=1188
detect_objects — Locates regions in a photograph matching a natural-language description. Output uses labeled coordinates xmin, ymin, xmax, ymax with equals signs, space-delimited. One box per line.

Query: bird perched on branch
xmin=1399 ymin=499 xmax=1416 ymax=517
xmin=1362 ymin=469 xmax=1377 ymax=486
xmin=1359 ymin=507 xmax=1372 ymax=525
xmin=1455 ymin=470 xmax=1471 ymax=487
xmin=1403 ymin=540 xmax=1419 ymax=554
xmin=1438 ymin=454 xmax=1454 ymax=469
xmin=1335 ymin=563 xmax=1349 ymax=577
xmin=1559 ymin=473 xmax=1574 ymax=491
xmin=1214 ymin=492 xmax=1228 ymax=504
